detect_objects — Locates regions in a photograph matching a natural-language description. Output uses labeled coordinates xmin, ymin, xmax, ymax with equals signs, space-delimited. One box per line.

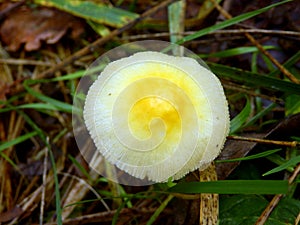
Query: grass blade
xmin=285 ymin=94 xmax=300 ymax=116
xmin=263 ymin=155 xmax=300 ymax=176
xmin=209 ymin=63 xmax=300 ymax=95
xmin=47 ymin=143 xmax=63 ymax=225
xmin=23 ymin=80 xmax=73 ymax=113
xmin=243 ymin=102 xmax=277 ymax=128
xmin=68 ymin=155 xmax=91 ymax=180
xmin=230 ymin=97 xmax=251 ymax=134
xmin=50 ymin=70 xmax=85 ymax=81
xmin=169 ymin=180 xmax=288 ymax=194
xmin=200 ymin=46 xmax=277 ymax=58
xmin=268 ymin=50 xmax=300 ymax=77
xmin=216 ymin=148 xmax=282 ymax=163
xmin=146 ymin=195 xmax=174 ymax=225
xmin=0 ymin=131 xmax=37 ymax=152
xmin=18 ymin=103 xmax=59 ymax=111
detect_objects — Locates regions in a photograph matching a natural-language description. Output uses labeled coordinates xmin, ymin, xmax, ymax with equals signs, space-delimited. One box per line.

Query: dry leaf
xmin=0 ymin=6 xmax=84 ymax=51
xmin=0 ymin=206 xmax=23 ymax=223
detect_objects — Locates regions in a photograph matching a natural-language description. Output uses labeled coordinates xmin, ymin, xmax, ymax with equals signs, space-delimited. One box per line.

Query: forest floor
xmin=0 ymin=0 xmax=299 ymax=224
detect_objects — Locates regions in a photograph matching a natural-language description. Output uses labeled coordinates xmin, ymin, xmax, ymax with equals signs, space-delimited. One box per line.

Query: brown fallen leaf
xmin=0 ymin=206 xmax=23 ymax=223
xmin=0 ymin=5 xmax=85 ymax=51
xmin=0 ymin=0 xmax=25 ymax=19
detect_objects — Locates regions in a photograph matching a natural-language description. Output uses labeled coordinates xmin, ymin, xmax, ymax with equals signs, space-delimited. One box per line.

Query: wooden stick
xmin=227 ymin=136 xmax=299 ymax=148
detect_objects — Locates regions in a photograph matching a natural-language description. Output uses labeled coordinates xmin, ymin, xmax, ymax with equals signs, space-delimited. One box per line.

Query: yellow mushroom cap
xmin=83 ymin=51 xmax=229 ymax=183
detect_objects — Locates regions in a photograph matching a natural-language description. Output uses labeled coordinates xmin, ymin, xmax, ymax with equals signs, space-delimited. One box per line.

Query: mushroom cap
xmin=83 ymin=51 xmax=229 ymax=183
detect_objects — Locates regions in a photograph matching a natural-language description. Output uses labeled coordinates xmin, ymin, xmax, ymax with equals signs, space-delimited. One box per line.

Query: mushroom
xmin=83 ymin=50 xmax=230 ymax=183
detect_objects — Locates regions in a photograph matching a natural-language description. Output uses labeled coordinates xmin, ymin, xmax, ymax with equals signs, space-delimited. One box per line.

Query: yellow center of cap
xmin=129 ymin=96 xmax=181 ymax=141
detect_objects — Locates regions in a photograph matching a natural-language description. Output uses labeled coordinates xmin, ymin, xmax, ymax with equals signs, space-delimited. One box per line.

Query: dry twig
xmin=227 ymin=136 xmax=299 ymax=148
xmin=0 ymin=58 xmax=53 ymax=66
